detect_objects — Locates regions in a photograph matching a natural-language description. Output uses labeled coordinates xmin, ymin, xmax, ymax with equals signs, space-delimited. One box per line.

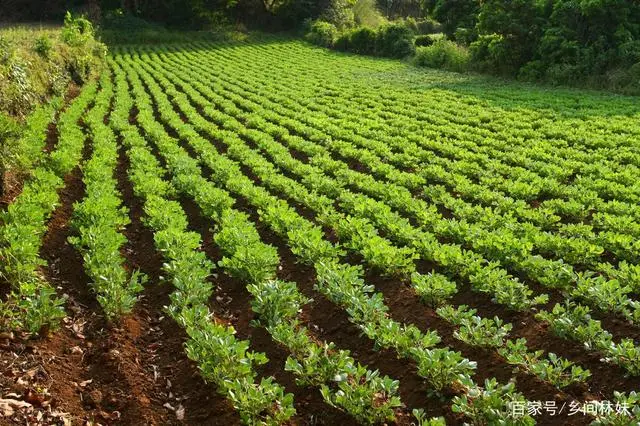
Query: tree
xmin=470 ymin=0 xmax=543 ymax=74
xmin=424 ymin=0 xmax=479 ymax=38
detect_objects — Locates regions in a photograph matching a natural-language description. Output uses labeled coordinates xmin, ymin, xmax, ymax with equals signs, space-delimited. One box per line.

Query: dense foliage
xmin=308 ymin=21 xmax=415 ymax=58
xmin=422 ymin=0 xmax=640 ymax=92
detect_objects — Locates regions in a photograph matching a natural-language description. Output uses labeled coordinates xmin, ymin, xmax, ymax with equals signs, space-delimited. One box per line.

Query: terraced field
xmin=1 ymin=38 xmax=640 ymax=425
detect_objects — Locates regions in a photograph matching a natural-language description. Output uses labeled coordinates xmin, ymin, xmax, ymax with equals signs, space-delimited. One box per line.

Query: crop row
xmin=109 ymin=58 xmax=296 ymax=425
xmin=68 ymin=68 xmax=146 ymax=319
xmin=0 ymin=82 xmax=97 ymax=333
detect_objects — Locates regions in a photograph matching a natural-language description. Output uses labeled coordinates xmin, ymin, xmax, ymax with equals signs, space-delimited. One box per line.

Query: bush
xmin=310 ymin=20 xmax=414 ymax=58
xmin=61 ymin=12 xmax=94 ymax=47
xmin=333 ymin=32 xmax=351 ymax=51
xmin=469 ymin=33 xmax=519 ymax=75
xmin=517 ymin=60 xmax=545 ymax=82
xmin=376 ymin=23 xmax=415 ymax=58
xmin=453 ymin=27 xmax=476 ymax=46
xmin=544 ymin=63 xmax=580 ymax=86
xmin=416 ymin=18 xmax=442 ymax=35
xmin=33 ymin=35 xmax=52 ymax=58
xmin=415 ymin=35 xmax=434 ymax=47
xmin=348 ymin=27 xmax=377 ymax=54
xmin=305 ymin=21 xmax=338 ymax=48
xmin=414 ymin=39 xmax=470 ymax=73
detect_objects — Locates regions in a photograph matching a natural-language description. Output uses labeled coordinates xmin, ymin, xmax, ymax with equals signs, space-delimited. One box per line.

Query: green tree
xmin=423 ymin=0 xmax=479 ymax=38
xmin=470 ymin=0 xmax=543 ymax=74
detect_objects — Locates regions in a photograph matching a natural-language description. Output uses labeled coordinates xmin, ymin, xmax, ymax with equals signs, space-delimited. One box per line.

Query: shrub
xmin=334 ymin=32 xmax=351 ymax=51
xmin=33 ymin=35 xmax=52 ymax=58
xmin=453 ymin=27 xmax=476 ymax=46
xmin=415 ymin=35 xmax=434 ymax=47
xmin=305 ymin=21 xmax=338 ymax=48
xmin=416 ymin=18 xmax=442 ymax=35
xmin=310 ymin=20 xmax=415 ymax=58
xmin=469 ymin=33 xmax=520 ymax=75
xmin=544 ymin=63 xmax=580 ymax=86
xmin=61 ymin=12 xmax=94 ymax=47
xmin=349 ymin=27 xmax=377 ymax=54
xmin=376 ymin=23 xmax=415 ymax=58
xmin=414 ymin=39 xmax=470 ymax=73
xmin=517 ymin=60 xmax=545 ymax=82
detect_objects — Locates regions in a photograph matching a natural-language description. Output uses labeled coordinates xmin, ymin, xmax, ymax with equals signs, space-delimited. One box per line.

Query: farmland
xmin=1 ymin=37 xmax=640 ymax=425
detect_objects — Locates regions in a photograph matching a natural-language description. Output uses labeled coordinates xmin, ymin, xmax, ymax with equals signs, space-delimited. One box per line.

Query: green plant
xmin=61 ymin=12 xmax=94 ymax=47
xmin=412 ymin=272 xmax=457 ymax=306
xmin=415 ymin=39 xmax=470 ymax=72
xmin=348 ymin=26 xmax=377 ymax=55
xmin=33 ymin=35 xmax=52 ymax=58
xmin=415 ymin=34 xmax=434 ymax=47
xmin=499 ymin=339 xmax=591 ymax=388
xmin=376 ymin=23 xmax=415 ymax=58
xmin=438 ymin=305 xmax=512 ymax=348
xmin=305 ymin=21 xmax=339 ymax=48
xmin=453 ymin=378 xmax=535 ymax=425
xmin=414 ymin=347 xmax=477 ymax=392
